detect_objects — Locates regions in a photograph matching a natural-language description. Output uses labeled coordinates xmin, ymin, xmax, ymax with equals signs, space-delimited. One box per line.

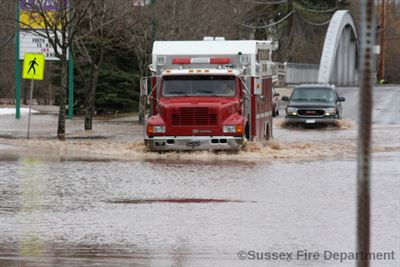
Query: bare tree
xmin=74 ymin=0 xmax=123 ymax=130
xmin=0 ymin=0 xmax=16 ymax=101
xmin=12 ymin=0 xmax=94 ymax=140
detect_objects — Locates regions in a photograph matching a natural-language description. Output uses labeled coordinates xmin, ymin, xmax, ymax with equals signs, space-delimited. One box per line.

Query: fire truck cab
xmin=140 ymin=38 xmax=275 ymax=150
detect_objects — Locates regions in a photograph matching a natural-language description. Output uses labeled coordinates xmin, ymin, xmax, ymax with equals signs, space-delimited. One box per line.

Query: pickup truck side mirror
xmin=337 ymin=96 xmax=346 ymax=102
xmin=273 ymin=93 xmax=280 ymax=97
xmin=281 ymin=96 xmax=290 ymax=101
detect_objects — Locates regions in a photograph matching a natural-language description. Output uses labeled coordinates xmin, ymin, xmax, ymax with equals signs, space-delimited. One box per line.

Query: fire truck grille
xmin=298 ymin=109 xmax=325 ymax=117
xmin=171 ymin=108 xmax=218 ymax=126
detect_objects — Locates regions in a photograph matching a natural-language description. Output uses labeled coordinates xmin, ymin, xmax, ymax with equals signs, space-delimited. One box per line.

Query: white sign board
xmin=19 ymin=30 xmax=68 ymax=61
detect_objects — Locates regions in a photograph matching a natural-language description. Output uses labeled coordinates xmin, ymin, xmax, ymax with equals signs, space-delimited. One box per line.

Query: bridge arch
xmin=318 ymin=10 xmax=358 ymax=86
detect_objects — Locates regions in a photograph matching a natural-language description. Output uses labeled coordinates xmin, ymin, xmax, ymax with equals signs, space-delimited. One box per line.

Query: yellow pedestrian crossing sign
xmin=23 ymin=53 xmax=45 ymax=80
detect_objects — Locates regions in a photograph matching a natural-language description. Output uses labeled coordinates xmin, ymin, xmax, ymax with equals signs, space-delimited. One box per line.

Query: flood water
xmin=0 ymin=149 xmax=399 ymax=267
xmin=0 ymin=86 xmax=399 ymax=266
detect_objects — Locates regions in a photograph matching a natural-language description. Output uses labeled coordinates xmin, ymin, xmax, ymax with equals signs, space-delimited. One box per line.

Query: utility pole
xmin=357 ymin=1 xmax=375 ymax=266
xmin=378 ymin=0 xmax=385 ymax=82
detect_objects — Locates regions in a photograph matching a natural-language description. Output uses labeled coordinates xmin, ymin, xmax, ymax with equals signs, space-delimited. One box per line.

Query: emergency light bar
xmin=172 ymin=57 xmax=231 ymax=65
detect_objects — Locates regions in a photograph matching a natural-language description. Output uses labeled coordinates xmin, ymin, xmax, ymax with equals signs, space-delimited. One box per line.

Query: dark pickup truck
xmin=282 ymin=84 xmax=345 ymax=125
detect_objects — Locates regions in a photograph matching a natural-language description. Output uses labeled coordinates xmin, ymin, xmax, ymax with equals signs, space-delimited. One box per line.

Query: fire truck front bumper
xmin=145 ymin=136 xmax=244 ymax=151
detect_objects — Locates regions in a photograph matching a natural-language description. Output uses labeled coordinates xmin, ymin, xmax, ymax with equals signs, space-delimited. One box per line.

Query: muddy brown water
xmin=0 ymin=86 xmax=399 ymax=266
xmin=0 ymin=147 xmax=399 ymax=266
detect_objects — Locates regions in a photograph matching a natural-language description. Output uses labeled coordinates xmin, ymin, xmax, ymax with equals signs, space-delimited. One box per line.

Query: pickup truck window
xmin=162 ymin=75 xmax=236 ymax=97
xmin=291 ymin=88 xmax=335 ymax=103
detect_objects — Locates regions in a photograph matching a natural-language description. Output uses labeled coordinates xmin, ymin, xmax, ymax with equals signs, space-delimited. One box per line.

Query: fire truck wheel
xmin=265 ymin=124 xmax=270 ymax=140
xmin=245 ymin=123 xmax=250 ymax=140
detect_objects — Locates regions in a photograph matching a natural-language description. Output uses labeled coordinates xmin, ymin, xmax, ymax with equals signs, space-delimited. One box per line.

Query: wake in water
xmin=274 ymin=118 xmax=354 ymax=130
xmin=0 ymin=118 xmax=397 ymax=162
xmin=0 ymin=138 xmax=358 ymax=162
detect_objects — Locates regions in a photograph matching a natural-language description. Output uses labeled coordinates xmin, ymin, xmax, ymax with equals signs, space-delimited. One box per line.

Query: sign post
xmin=15 ymin=2 xmax=21 ymax=119
xmin=22 ymin=53 xmax=45 ymax=139
xmin=27 ymin=79 xmax=34 ymax=139
xmin=16 ymin=0 xmax=74 ymax=120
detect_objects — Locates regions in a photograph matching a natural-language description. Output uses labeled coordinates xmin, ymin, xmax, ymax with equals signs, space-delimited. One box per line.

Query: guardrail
xmin=277 ymin=62 xmax=319 ymax=85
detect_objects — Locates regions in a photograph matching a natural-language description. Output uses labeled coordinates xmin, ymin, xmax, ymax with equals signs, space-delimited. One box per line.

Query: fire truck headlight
xmin=223 ymin=125 xmax=239 ymax=133
xmin=153 ymin=126 xmax=166 ymax=133
xmin=287 ymin=107 xmax=297 ymax=115
xmin=148 ymin=125 xmax=166 ymax=134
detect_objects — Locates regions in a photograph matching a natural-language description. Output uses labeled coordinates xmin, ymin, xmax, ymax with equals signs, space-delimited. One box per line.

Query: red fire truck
xmin=140 ymin=38 xmax=275 ymax=150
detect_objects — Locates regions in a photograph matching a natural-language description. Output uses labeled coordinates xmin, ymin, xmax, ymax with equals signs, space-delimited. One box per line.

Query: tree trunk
xmin=57 ymin=57 xmax=68 ymax=140
xmin=84 ymin=66 xmax=94 ymax=131
xmin=23 ymin=85 xmax=27 ymax=105
xmin=84 ymin=70 xmax=96 ymax=131
xmin=84 ymin=106 xmax=93 ymax=130
xmin=84 ymin=51 xmax=103 ymax=131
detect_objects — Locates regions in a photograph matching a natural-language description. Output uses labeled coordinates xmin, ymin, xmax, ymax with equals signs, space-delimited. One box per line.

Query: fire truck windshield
xmin=162 ymin=75 xmax=236 ymax=97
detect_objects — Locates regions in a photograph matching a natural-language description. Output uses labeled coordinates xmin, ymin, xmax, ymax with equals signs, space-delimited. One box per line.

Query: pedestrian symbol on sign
xmin=23 ymin=53 xmax=45 ymax=80
xmin=28 ymin=58 xmax=39 ymax=75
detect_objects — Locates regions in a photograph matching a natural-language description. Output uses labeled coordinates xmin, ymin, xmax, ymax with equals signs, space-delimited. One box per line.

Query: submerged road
xmin=0 ymin=85 xmax=399 ymax=267
xmin=337 ymin=85 xmax=400 ymax=125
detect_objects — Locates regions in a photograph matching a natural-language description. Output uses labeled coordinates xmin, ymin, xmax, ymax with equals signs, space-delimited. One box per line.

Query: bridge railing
xmin=277 ymin=62 xmax=320 ymax=85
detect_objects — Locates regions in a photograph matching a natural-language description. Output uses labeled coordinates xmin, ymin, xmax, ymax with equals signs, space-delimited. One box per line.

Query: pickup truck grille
xmin=171 ymin=107 xmax=218 ymax=126
xmin=298 ymin=109 xmax=325 ymax=117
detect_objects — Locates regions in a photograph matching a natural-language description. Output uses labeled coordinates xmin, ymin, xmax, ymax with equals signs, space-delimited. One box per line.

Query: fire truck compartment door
xmin=254 ymin=77 xmax=262 ymax=95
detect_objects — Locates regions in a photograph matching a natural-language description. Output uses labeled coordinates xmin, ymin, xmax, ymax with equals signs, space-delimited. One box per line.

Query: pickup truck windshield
xmin=162 ymin=75 xmax=236 ymax=97
xmin=291 ymin=88 xmax=335 ymax=102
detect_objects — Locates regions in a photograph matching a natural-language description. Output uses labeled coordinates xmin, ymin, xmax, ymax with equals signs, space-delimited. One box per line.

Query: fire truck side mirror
xmin=140 ymin=77 xmax=149 ymax=96
xmin=139 ymin=77 xmax=150 ymax=125
xmin=239 ymin=76 xmax=250 ymax=100
xmin=148 ymin=64 xmax=156 ymax=73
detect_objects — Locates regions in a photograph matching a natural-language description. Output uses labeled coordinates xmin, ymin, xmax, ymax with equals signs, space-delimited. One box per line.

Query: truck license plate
xmin=306 ymin=119 xmax=316 ymax=124
xmin=187 ymin=141 xmax=201 ymax=147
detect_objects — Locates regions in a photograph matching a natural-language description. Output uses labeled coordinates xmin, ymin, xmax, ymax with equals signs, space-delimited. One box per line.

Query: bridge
xmin=279 ymin=10 xmax=360 ymax=86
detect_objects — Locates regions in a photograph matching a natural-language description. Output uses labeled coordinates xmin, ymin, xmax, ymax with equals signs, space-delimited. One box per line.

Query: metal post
xmin=357 ymin=1 xmax=375 ymax=267
xmin=67 ymin=0 xmax=74 ymax=120
xmin=27 ymin=80 xmax=34 ymax=140
xmin=68 ymin=49 xmax=74 ymax=119
xmin=378 ymin=0 xmax=386 ymax=82
xmin=15 ymin=1 xmax=21 ymax=119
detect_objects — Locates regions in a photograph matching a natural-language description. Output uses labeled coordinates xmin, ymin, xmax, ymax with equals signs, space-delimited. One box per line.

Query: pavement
xmin=0 ymin=105 xmax=141 ymax=141
xmin=0 ymin=85 xmax=399 ymax=143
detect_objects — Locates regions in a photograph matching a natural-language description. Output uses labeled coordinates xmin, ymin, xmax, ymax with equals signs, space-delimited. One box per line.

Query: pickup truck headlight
xmin=147 ymin=125 xmax=166 ymax=134
xmin=287 ymin=107 xmax=297 ymax=115
xmin=223 ymin=125 xmax=243 ymax=133
xmin=325 ymin=107 xmax=336 ymax=115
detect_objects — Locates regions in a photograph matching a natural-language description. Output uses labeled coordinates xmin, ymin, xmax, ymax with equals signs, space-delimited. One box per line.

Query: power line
xmin=294 ymin=3 xmax=337 ymax=13
xmin=241 ymin=0 xmax=287 ymax=4
xmin=233 ymin=11 xmax=295 ymax=29
xmin=295 ymin=13 xmax=331 ymax=26
xmin=233 ymin=1 xmax=336 ymax=29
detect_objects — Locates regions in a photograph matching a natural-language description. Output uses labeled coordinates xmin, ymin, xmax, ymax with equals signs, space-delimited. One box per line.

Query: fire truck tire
xmin=265 ymin=124 xmax=271 ymax=141
xmin=245 ymin=123 xmax=250 ymax=140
